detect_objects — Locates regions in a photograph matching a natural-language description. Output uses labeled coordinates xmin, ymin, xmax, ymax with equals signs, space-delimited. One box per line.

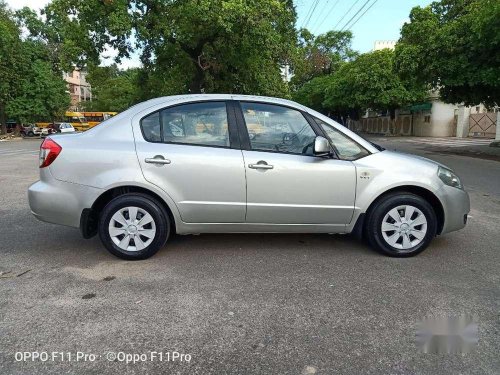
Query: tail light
xmin=39 ymin=138 xmax=62 ymax=168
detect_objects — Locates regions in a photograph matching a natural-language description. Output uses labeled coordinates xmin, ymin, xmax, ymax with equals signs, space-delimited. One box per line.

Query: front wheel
xmin=365 ymin=193 xmax=437 ymax=257
xmin=98 ymin=194 xmax=170 ymax=260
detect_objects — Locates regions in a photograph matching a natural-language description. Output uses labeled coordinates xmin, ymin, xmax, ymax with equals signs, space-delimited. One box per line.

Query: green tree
xmin=25 ymin=0 xmax=298 ymax=97
xmin=395 ymin=0 xmax=500 ymax=106
xmin=6 ymin=40 xmax=69 ymax=124
xmin=0 ymin=1 xmax=23 ymax=133
xmin=322 ymin=50 xmax=427 ymax=118
xmin=83 ymin=64 xmax=140 ymax=112
xmin=290 ymin=29 xmax=357 ymax=90
xmin=292 ymin=75 xmax=330 ymax=113
xmin=0 ymin=2 xmax=69 ymax=133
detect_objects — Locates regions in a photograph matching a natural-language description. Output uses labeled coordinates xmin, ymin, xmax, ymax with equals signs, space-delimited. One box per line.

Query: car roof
xmin=128 ymin=94 xmax=307 ymax=114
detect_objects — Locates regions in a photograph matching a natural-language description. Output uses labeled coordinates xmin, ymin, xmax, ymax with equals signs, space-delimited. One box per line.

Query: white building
xmin=373 ymin=40 xmax=397 ymax=51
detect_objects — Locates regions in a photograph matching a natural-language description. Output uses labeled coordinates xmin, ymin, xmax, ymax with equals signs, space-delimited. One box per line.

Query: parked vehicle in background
xmin=49 ymin=122 xmax=76 ymax=133
xmin=6 ymin=120 xmax=18 ymax=133
xmin=21 ymin=124 xmax=44 ymax=137
xmin=36 ymin=111 xmax=89 ymax=132
xmin=40 ymin=127 xmax=56 ymax=137
xmin=28 ymin=94 xmax=470 ymax=260
xmin=82 ymin=112 xmax=118 ymax=128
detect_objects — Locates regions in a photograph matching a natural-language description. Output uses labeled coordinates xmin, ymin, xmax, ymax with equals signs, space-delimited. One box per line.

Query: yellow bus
xmin=36 ymin=112 xmax=90 ymax=131
xmin=82 ymin=112 xmax=118 ymax=128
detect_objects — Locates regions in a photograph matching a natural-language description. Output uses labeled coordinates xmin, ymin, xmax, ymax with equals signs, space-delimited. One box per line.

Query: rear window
xmin=140 ymin=102 xmax=230 ymax=147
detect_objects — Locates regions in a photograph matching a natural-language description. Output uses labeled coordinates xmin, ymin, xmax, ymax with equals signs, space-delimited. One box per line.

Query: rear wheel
xmin=365 ymin=193 xmax=437 ymax=257
xmin=98 ymin=194 xmax=170 ymax=260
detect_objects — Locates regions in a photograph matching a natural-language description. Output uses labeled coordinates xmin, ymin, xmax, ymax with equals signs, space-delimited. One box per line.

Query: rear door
xmin=134 ymin=100 xmax=246 ymax=223
xmin=236 ymin=101 xmax=357 ymax=225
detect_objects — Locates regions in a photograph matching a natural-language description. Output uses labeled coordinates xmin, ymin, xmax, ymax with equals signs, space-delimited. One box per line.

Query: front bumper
xmin=436 ymin=184 xmax=470 ymax=234
xmin=28 ymin=168 xmax=103 ymax=228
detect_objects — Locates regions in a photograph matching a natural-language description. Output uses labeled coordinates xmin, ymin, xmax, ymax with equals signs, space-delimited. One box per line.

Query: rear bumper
xmin=436 ymin=185 xmax=470 ymax=234
xmin=28 ymin=169 xmax=103 ymax=228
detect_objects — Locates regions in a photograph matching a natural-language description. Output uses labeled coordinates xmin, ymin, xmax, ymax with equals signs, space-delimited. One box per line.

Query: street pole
xmin=490 ymin=111 xmax=500 ymax=147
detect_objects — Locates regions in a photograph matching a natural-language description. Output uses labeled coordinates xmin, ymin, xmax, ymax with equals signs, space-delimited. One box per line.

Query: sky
xmin=6 ymin=0 xmax=433 ymax=68
xmin=296 ymin=0 xmax=433 ymax=51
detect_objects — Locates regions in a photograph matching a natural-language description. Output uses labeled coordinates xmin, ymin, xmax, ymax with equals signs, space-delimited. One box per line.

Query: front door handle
xmin=145 ymin=156 xmax=171 ymax=165
xmin=248 ymin=161 xmax=273 ymax=170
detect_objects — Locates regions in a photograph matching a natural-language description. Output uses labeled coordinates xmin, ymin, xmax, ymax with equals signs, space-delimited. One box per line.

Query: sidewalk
xmin=363 ymin=135 xmax=500 ymax=162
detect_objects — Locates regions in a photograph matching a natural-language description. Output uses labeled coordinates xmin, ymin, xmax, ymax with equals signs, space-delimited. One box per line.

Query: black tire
xmin=28 ymin=131 xmax=34 ymax=137
xmin=98 ymin=193 xmax=170 ymax=260
xmin=365 ymin=193 xmax=437 ymax=257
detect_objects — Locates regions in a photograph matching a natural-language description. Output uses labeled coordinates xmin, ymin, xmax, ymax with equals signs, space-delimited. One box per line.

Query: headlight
xmin=438 ymin=166 xmax=463 ymax=189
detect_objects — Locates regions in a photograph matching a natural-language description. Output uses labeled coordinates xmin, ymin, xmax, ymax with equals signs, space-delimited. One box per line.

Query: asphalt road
xmin=0 ymin=137 xmax=499 ymax=374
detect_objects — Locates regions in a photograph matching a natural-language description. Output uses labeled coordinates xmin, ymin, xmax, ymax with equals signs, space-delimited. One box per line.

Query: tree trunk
xmin=189 ymin=65 xmax=205 ymax=94
xmin=389 ymin=108 xmax=397 ymax=135
xmin=0 ymin=103 xmax=7 ymax=135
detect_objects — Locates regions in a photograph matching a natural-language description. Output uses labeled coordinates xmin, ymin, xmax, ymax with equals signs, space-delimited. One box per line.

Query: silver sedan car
xmin=28 ymin=94 xmax=469 ymax=260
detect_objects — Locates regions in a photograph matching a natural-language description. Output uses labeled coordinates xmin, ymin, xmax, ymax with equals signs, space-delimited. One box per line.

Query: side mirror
xmin=313 ymin=136 xmax=331 ymax=156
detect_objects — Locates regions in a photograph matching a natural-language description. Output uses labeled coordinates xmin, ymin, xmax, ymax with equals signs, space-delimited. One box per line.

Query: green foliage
xmin=0 ymin=2 xmax=69 ymax=132
xmin=6 ymin=41 xmax=70 ymax=123
xmin=83 ymin=65 xmax=140 ymax=112
xmin=28 ymin=0 xmax=297 ymax=96
xmin=290 ymin=29 xmax=357 ymax=89
xmin=292 ymin=75 xmax=330 ymax=113
xmin=0 ymin=1 xmax=22 ymax=132
xmin=323 ymin=50 xmax=426 ymax=115
xmin=293 ymin=50 xmax=426 ymax=117
xmin=395 ymin=0 xmax=500 ymax=106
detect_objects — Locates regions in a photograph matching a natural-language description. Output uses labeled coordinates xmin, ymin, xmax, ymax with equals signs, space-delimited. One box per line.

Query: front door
xmin=134 ymin=101 xmax=246 ymax=223
xmin=238 ymin=101 xmax=356 ymax=225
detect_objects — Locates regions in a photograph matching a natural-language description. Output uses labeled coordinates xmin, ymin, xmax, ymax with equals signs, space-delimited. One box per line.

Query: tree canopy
xmin=2 ymin=0 xmax=498 ymax=131
xmin=83 ymin=65 xmax=140 ymax=112
xmin=290 ymin=29 xmax=357 ymax=89
xmin=23 ymin=0 xmax=297 ymax=97
xmin=324 ymin=49 xmax=427 ymax=117
xmin=395 ymin=0 xmax=500 ymax=106
xmin=293 ymin=49 xmax=427 ymax=118
xmin=0 ymin=1 xmax=69 ymax=132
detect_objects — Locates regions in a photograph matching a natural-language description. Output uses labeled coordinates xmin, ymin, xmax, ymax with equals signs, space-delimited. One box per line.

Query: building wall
xmin=63 ymin=69 xmax=92 ymax=110
xmin=413 ymin=101 xmax=457 ymax=137
xmin=373 ymin=40 xmax=397 ymax=51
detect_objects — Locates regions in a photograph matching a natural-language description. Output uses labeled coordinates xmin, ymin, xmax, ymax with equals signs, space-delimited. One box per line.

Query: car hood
xmin=385 ymin=150 xmax=450 ymax=169
xmin=354 ymin=150 xmax=447 ymax=174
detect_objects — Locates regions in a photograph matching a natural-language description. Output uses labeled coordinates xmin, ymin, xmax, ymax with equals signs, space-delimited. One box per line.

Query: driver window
xmin=240 ymin=102 xmax=317 ymax=156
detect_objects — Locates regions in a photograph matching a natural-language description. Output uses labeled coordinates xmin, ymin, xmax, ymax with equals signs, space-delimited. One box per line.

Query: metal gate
xmin=469 ymin=113 xmax=496 ymax=138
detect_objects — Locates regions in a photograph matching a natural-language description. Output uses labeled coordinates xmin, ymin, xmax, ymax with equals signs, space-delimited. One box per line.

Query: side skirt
xmin=175 ymin=222 xmax=349 ymax=235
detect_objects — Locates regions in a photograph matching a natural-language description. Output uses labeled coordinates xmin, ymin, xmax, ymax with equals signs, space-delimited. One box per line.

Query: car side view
xmin=28 ymin=94 xmax=470 ymax=260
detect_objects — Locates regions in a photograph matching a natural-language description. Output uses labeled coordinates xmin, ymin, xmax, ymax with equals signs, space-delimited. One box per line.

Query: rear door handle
xmin=145 ymin=156 xmax=171 ymax=165
xmin=248 ymin=162 xmax=273 ymax=170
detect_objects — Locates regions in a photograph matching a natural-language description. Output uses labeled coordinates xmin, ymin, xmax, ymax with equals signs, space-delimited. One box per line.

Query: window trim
xmin=234 ymin=100 xmax=335 ymax=158
xmin=139 ymin=100 xmax=240 ymax=150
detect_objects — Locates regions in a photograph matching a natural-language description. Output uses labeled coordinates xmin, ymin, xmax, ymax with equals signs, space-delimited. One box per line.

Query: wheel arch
xmin=359 ymin=185 xmax=445 ymax=237
xmin=80 ymin=185 xmax=177 ymax=239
